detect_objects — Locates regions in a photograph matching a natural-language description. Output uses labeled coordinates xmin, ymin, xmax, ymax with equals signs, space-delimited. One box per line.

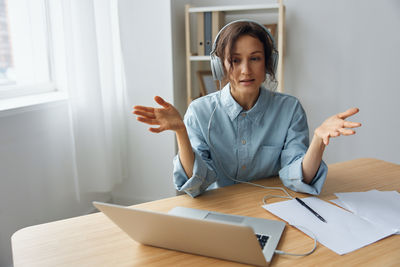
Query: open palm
xmin=315 ymin=108 xmax=361 ymax=145
xmin=133 ymin=96 xmax=185 ymax=133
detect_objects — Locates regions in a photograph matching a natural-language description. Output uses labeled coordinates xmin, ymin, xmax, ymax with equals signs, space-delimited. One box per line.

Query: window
xmin=0 ymin=0 xmax=55 ymax=99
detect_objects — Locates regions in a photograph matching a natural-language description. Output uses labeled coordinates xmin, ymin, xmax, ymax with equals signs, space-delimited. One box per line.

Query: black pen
xmin=295 ymin=197 xmax=327 ymax=223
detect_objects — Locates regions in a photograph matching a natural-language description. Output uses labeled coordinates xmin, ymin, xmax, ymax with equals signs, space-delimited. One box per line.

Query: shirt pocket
xmin=254 ymin=145 xmax=282 ymax=176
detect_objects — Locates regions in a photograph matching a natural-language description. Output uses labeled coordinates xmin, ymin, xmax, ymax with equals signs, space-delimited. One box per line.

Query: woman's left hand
xmin=315 ymin=108 xmax=362 ymax=146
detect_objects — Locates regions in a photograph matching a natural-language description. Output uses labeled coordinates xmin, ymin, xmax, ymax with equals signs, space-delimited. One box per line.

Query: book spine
xmin=211 ymin=11 xmax=225 ymax=46
xmin=197 ymin=12 xmax=204 ymax=56
xmin=204 ymin=12 xmax=212 ymax=55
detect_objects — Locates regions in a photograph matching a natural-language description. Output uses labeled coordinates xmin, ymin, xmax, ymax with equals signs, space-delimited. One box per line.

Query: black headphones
xmin=210 ymin=19 xmax=278 ymax=81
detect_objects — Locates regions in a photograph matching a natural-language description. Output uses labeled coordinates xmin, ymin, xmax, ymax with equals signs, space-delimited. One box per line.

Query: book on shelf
xmin=196 ymin=11 xmax=225 ymax=56
xmin=204 ymin=12 xmax=212 ymax=55
xmin=197 ymin=12 xmax=204 ymax=56
xmin=211 ymin=11 xmax=225 ymax=48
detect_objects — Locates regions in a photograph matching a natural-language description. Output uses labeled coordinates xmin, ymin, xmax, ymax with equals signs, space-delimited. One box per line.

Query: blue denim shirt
xmin=173 ymin=84 xmax=327 ymax=198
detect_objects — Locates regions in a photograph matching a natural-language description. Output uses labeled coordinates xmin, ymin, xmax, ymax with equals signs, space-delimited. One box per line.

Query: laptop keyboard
xmin=255 ymin=234 xmax=269 ymax=249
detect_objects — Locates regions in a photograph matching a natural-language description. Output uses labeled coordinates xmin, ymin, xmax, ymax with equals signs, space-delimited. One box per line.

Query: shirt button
xmin=242 ymin=140 xmax=246 ymax=145
xmin=242 ymin=113 xmax=246 ymax=117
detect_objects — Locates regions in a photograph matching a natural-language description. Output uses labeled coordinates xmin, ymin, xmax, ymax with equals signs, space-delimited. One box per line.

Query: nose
xmin=241 ymin=60 xmax=251 ymax=75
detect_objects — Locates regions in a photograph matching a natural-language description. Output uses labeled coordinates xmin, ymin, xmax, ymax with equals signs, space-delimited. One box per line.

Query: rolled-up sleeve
xmin=279 ymin=156 xmax=327 ymax=195
xmin=173 ymin=151 xmax=217 ymax=197
xmin=278 ymin=101 xmax=328 ymax=195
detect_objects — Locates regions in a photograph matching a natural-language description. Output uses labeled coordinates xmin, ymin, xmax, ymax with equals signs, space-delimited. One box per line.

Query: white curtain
xmin=61 ymin=0 xmax=128 ymax=198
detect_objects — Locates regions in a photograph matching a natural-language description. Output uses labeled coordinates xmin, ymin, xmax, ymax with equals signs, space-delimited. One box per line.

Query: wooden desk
xmin=11 ymin=158 xmax=400 ymax=266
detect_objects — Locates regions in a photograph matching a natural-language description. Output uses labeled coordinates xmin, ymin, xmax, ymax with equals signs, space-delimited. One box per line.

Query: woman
xmin=133 ymin=21 xmax=361 ymax=198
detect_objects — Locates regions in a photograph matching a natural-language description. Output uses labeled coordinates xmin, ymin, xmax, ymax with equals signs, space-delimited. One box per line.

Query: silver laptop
xmin=93 ymin=202 xmax=285 ymax=266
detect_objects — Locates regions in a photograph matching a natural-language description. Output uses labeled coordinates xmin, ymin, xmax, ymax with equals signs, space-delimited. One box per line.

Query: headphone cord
xmin=206 ymin=90 xmax=317 ymax=257
xmin=207 ymin=88 xmax=294 ymax=201
xmin=274 ymin=224 xmax=318 ymax=256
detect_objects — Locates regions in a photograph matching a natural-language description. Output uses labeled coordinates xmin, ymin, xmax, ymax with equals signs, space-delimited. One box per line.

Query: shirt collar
xmin=220 ymin=83 xmax=242 ymax=121
xmin=220 ymin=83 xmax=271 ymax=123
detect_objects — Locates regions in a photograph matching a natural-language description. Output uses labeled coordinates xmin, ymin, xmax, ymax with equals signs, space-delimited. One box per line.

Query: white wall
xmin=283 ymin=0 xmax=400 ymax=164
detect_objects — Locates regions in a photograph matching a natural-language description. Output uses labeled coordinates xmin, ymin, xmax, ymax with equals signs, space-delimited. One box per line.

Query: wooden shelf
xmin=189 ymin=56 xmax=211 ymax=61
xmin=188 ymin=4 xmax=279 ymax=13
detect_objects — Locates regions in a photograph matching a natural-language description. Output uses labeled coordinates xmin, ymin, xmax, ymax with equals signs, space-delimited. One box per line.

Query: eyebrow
xmin=232 ymin=51 xmax=264 ymax=56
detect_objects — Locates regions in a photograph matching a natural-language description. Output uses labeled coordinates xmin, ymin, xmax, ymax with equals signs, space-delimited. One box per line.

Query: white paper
xmin=330 ymin=198 xmax=348 ymax=209
xmin=263 ymin=197 xmax=396 ymax=255
xmin=334 ymin=190 xmax=400 ymax=234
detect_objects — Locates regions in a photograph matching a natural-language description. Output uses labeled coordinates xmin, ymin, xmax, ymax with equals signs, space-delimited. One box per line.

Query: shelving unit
xmin=185 ymin=1 xmax=286 ymax=106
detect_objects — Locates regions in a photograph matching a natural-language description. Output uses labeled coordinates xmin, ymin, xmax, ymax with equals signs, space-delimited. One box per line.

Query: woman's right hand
xmin=132 ymin=96 xmax=185 ymax=133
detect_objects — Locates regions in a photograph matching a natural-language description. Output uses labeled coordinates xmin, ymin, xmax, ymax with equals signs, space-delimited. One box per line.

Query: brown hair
xmin=215 ymin=21 xmax=277 ymax=81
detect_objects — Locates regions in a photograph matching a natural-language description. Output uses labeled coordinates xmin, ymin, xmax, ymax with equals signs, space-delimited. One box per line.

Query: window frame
xmin=0 ymin=0 xmax=59 ymax=100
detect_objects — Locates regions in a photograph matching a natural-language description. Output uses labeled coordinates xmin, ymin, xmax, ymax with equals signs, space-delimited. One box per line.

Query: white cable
xmin=274 ymin=224 xmax=318 ymax=256
xmin=207 ymin=91 xmax=294 ymax=202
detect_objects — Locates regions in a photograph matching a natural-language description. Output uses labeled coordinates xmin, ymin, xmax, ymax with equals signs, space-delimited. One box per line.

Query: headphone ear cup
xmin=210 ymin=55 xmax=224 ymax=81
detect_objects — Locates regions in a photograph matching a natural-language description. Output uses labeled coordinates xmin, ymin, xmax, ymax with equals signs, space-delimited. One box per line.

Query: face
xmin=224 ymin=35 xmax=266 ymax=95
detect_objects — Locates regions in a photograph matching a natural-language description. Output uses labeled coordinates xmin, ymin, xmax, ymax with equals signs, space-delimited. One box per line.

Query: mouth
xmin=239 ymin=79 xmax=255 ymax=85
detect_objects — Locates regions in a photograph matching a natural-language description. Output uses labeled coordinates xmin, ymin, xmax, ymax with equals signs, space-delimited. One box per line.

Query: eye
xmin=232 ymin=58 xmax=240 ymax=64
xmin=251 ymin=57 xmax=261 ymax=61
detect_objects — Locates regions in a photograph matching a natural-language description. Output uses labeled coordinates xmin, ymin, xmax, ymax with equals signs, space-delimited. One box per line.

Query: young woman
xmin=133 ymin=21 xmax=361 ymax=198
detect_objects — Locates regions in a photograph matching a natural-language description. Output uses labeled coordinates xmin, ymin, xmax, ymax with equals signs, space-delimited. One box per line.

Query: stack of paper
xmin=263 ymin=194 xmax=398 ymax=255
xmin=332 ymin=190 xmax=400 ymax=234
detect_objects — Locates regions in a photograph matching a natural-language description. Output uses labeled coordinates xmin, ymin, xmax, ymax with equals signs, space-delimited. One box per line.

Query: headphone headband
xmin=210 ymin=19 xmax=278 ymax=81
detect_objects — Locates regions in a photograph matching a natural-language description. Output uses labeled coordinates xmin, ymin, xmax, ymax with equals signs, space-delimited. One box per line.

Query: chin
xmin=230 ymin=80 xmax=262 ymax=93
xmin=238 ymin=85 xmax=260 ymax=93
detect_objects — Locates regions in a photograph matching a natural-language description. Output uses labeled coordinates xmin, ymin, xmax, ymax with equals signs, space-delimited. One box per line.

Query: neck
xmin=230 ymin=86 xmax=261 ymax=110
